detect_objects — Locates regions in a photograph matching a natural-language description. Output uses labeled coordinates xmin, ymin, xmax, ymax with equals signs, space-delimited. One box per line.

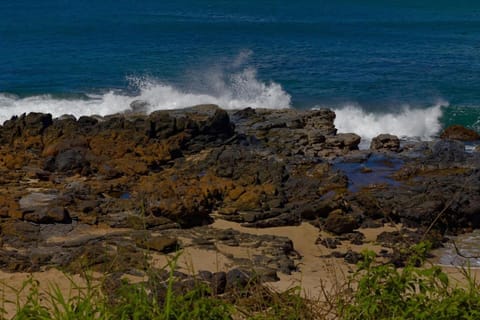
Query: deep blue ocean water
xmin=1 ymin=0 xmax=480 ymax=140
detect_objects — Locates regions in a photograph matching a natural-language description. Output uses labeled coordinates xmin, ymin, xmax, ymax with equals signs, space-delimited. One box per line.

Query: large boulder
xmin=440 ymin=125 xmax=480 ymax=141
xmin=23 ymin=207 xmax=71 ymax=224
xmin=325 ymin=133 xmax=361 ymax=151
xmin=18 ymin=192 xmax=72 ymax=223
xmin=19 ymin=192 xmax=59 ymax=209
xmin=23 ymin=112 xmax=53 ymax=136
xmin=180 ymin=104 xmax=234 ymax=137
xmin=370 ymin=134 xmax=400 ymax=152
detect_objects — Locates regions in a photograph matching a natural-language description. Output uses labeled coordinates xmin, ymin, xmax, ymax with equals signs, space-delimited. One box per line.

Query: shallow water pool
xmin=333 ymin=154 xmax=403 ymax=192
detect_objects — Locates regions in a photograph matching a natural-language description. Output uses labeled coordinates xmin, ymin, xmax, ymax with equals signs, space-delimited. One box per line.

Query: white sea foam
xmin=0 ymin=67 xmax=291 ymax=124
xmin=333 ymin=102 xmax=446 ymax=144
xmin=1 ymin=67 xmax=449 ymax=147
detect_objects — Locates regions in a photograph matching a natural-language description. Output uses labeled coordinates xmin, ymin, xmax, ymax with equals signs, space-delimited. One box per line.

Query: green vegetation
xmin=3 ymin=275 xmax=232 ymax=320
xmin=2 ymin=243 xmax=480 ymax=319
xmin=339 ymin=243 xmax=480 ymax=320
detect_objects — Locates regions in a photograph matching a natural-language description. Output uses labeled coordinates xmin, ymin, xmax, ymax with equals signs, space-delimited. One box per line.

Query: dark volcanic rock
xmin=344 ymin=250 xmax=363 ymax=264
xmin=0 ymin=105 xmax=479 ymax=278
xmin=430 ymin=140 xmax=466 ymax=163
xmin=316 ymin=237 xmax=341 ymax=249
xmin=0 ymin=249 xmax=35 ymax=272
xmin=241 ymin=212 xmax=301 ymax=228
xmin=370 ymin=134 xmax=400 ymax=152
xmin=23 ymin=206 xmax=71 ymax=224
xmin=51 ymin=148 xmax=89 ymax=172
xmin=134 ymin=234 xmax=179 ymax=253
xmin=324 ymin=209 xmax=360 ymax=235
xmin=226 ymin=268 xmax=254 ymax=291
xmin=440 ymin=125 xmax=480 ymax=141
xmin=325 ymin=133 xmax=361 ymax=151
xmin=7 ymin=112 xmax=53 ymax=136
xmin=376 ymin=230 xmax=421 ymax=248
xmin=211 ymin=271 xmax=227 ymax=294
xmin=23 ymin=112 xmax=53 ymax=136
xmin=1 ymin=220 xmax=40 ymax=245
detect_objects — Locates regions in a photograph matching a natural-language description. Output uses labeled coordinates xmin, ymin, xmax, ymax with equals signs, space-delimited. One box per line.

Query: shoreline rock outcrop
xmin=0 ymin=105 xmax=479 ymax=277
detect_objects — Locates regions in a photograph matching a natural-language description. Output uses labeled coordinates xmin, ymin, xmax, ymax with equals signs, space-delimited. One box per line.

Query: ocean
xmin=1 ymin=0 xmax=480 ymax=141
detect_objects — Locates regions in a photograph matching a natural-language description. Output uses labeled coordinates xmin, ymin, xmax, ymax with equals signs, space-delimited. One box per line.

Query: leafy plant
xmin=339 ymin=242 xmax=480 ymax=320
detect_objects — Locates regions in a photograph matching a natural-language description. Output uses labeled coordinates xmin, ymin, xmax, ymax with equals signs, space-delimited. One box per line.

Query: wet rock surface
xmin=370 ymin=134 xmax=401 ymax=152
xmin=0 ymin=105 xmax=479 ymax=278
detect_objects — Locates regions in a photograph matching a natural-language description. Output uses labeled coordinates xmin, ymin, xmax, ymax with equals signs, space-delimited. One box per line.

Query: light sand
xmin=151 ymin=246 xmax=237 ymax=274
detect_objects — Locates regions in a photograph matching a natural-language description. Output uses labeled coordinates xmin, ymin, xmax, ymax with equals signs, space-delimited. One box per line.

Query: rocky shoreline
xmin=0 ymin=105 xmax=479 ymax=290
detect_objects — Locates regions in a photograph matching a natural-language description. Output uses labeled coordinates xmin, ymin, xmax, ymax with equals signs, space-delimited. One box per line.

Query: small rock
xmin=197 ymin=270 xmax=213 ymax=282
xmin=316 ymin=237 xmax=341 ymax=249
xmin=361 ymin=219 xmax=383 ymax=228
xmin=324 ymin=209 xmax=360 ymax=235
xmin=330 ymin=251 xmax=345 ymax=259
xmin=23 ymin=206 xmax=71 ymax=224
xmin=344 ymin=250 xmax=363 ymax=264
xmin=211 ymin=271 xmax=227 ymax=294
xmin=226 ymin=268 xmax=253 ymax=291
xmin=241 ymin=212 xmax=301 ymax=228
xmin=238 ymin=210 xmax=282 ymax=223
xmin=135 ymin=236 xmax=178 ymax=253
xmin=252 ymin=267 xmax=279 ymax=282
xmin=345 ymin=232 xmax=365 ymax=245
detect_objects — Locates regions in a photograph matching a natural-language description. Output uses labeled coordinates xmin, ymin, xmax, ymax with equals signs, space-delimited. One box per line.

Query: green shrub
xmin=339 ymin=242 xmax=480 ymax=320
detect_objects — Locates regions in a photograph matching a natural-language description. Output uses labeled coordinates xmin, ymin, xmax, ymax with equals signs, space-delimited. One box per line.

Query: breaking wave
xmin=0 ymin=66 xmax=291 ymax=124
xmin=333 ymin=102 xmax=446 ymax=142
